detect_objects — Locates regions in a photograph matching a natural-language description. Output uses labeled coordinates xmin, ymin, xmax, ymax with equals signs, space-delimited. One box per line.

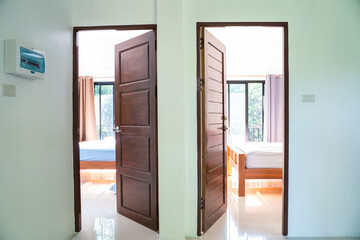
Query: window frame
xmin=94 ymin=81 xmax=115 ymax=140
xmin=227 ymin=80 xmax=265 ymax=142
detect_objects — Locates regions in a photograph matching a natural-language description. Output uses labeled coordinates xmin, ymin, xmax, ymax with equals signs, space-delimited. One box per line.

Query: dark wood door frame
xmin=72 ymin=24 xmax=157 ymax=232
xmin=196 ymin=22 xmax=289 ymax=236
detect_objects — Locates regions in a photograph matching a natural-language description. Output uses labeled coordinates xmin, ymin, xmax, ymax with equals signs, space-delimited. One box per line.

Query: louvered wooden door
xmin=114 ymin=31 xmax=158 ymax=231
xmin=202 ymin=29 xmax=227 ymax=232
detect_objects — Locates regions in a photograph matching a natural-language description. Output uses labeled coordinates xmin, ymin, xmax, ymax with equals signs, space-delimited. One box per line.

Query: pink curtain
xmin=79 ymin=76 xmax=97 ymax=142
xmin=264 ymin=75 xmax=284 ymax=142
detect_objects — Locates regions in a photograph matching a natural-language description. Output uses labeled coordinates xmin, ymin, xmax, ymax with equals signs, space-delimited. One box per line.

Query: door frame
xmin=72 ymin=24 xmax=157 ymax=232
xmin=196 ymin=22 xmax=289 ymax=236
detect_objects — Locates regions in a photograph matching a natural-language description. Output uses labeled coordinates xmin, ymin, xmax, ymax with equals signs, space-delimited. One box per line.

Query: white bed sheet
xmin=234 ymin=142 xmax=283 ymax=169
xmin=79 ymin=140 xmax=115 ymax=161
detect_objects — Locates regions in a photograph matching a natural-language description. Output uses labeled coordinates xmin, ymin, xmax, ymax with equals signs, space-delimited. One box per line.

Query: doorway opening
xmin=73 ymin=25 xmax=159 ymax=238
xmin=197 ymin=23 xmax=289 ymax=237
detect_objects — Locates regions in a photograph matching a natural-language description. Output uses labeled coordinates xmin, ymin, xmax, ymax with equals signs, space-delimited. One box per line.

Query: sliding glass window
xmin=94 ymin=82 xmax=115 ymax=140
xmin=228 ymin=84 xmax=246 ymax=143
xmin=228 ymin=81 xmax=264 ymax=143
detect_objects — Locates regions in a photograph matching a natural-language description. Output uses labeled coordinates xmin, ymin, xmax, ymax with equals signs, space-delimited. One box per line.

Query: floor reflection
xmin=70 ymin=183 xmax=159 ymax=240
xmin=71 ymin=179 xmax=283 ymax=240
xmin=193 ymin=177 xmax=283 ymax=240
xmin=94 ymin=218 xmax=115 ymax=240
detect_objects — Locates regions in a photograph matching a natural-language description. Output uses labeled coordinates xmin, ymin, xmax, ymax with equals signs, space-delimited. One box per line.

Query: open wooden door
xmin=200 ymin=28 xmax=227 ymax=233
xmin=114 ymin=31 xmax=158 ymax=231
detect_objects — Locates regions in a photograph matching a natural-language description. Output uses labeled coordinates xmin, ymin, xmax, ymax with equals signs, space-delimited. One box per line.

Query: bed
xmin=79 ymin=140 xmax=116 ymax=169
xmin=227 ymin=142 xmax=283 ymax=196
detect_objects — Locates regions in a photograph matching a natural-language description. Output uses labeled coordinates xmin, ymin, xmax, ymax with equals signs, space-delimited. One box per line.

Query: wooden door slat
xmin=207 ymin=43 xmax=223 ymax=63
xmin=207 ymin=55 xmax=223 ymax=72
xmin=203 ymin=29 xmax=227 ymax=232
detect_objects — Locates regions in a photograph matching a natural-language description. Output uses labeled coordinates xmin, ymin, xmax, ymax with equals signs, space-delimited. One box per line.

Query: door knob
xmin=218 ymin=126 xmax=228 ymax=131
xmin=112 ymin=126 xmax=121 ymax=133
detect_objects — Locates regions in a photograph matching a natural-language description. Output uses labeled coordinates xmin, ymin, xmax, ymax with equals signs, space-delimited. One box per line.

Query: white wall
xmin=207 ymin=27 xmax=284 ymax=76
xmin=73 ymin=0 xmax=156 ymax=26
xmin=1 ymin=0 xmax=360 ymax=239
xmin=182 ymin=0 xmax=360 ymax=237
xmin=74 ymin=1 xmax=188 ymax=239
xmin=78 ymin=30 xmax=150 ymax=78
xmin=156 ymin=0 xmax=186 ymax=238
xmin=0 ymin=0 xmax=74 ymax=239
xmin=73 ymin=1 xmax=188 ymax=239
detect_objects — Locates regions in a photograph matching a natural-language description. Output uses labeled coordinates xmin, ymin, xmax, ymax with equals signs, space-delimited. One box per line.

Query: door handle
xmin=112 ymin=126 xmax=121 ymax=133
xmin=218 ymin=126 xmax=228 ymax=131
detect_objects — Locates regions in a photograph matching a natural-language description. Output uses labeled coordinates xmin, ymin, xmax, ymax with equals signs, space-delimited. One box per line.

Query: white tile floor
xmin=69 ymin=181 xmax=359 ymax=240
xmin=191 ymin=177 xmax=283 ymax=240
xmin=70 ymin=183 xmax=159 ymax=240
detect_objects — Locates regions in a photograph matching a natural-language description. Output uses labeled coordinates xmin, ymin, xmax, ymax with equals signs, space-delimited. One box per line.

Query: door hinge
xmin=199 ymin=79 xmax=204 ymax=91
xmin=200 ymin=38 xmax=204 ymax=49
xmin=200 ymin=197 xmax=205 ymax=209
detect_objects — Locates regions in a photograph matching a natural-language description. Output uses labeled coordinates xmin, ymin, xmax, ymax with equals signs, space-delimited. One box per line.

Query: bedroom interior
xmin=76 ymin=29 xmax=151 ymax=228
xmin=198 ymin=26 xmax=286 ymax=237
xmin=2 ymin=1 xmax=360 ymax=239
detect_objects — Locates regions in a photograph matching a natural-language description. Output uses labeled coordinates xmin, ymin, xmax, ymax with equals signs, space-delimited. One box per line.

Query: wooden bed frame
xmin=80 ymin=161 xmax=115 ymax=169
xmin=80 ymin=161 xmax=116 ymax=183
xmin=227 ymin=145 xmax=283 ymax=196
xmin=80 ymin=162 xmax=116 ymax=183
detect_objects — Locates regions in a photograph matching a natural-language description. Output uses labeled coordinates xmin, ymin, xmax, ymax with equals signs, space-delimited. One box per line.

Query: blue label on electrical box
xmin=20 ymin=47 xmax=45 ymax=73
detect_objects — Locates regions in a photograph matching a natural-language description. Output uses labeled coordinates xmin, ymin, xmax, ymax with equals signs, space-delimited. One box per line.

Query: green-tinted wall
xmin=0 ymin=1 xmax=359 ymax=239
xmin=182 ymin=0 xmax=360 ymax=237
xmin=0 ymin=0 xmax=74 ymax=239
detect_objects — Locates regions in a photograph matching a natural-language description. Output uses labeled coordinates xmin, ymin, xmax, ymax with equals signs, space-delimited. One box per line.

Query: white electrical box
xmin=4 ymin=40 xmax=45 ymax=79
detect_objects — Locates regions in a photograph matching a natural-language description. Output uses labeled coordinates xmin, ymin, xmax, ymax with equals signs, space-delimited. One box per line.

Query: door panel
xmin=120 ymin=90 xmax=150 ymax=126
xmin=202 ymin=29 xmax=227 ymax=232
xmin=120 ymin=43 xmax=150 ymax=83
xmin=121 ymin=176 xmax=151 ymax=217
xmin=115 ymin=31 xmax=158 ymax=231
xmin=121 ymin=135 xmax=150 ymax=171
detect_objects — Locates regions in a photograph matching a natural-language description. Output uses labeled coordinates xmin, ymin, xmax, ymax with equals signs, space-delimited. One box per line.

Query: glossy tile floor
xmin=70 ymin=183 xmax=159 ymax=240
xmin=190 ymin=176 xmax=283 ymax=240
xmin=70 ymin=180 xmax=358 ymax=240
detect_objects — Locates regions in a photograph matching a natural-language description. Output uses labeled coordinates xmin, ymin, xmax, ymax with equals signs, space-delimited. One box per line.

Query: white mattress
xmin=79 ymin=140 xmax=115 ymax=161
xmin=234 ymin=142 xmax=283 ymax=169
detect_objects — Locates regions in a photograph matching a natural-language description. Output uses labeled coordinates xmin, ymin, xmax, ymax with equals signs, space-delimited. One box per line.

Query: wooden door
xmin=201 ymin=28 xmax=227 ymax=232
xmin=114 ymin=31 xmax=158 ymax=231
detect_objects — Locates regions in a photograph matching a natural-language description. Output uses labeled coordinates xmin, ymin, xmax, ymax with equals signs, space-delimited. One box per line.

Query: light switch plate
xmin=302 ymin=94 xmax=315 ymax=103
xmin=2 ymin=84 xmax=16 ymax=97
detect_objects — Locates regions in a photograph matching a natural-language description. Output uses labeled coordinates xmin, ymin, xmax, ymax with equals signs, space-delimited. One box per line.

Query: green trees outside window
xmin=94 ymin=83 xmax=115 ymax=140
xmin=228 ymin=81 xmax=264 ymax=143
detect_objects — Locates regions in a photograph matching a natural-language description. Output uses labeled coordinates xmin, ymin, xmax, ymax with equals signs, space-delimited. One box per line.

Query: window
xmin=228 ymin=84 xmax=246 ymax=143
xmin=94 ymin=82 xmax=115 ymax=140
xmin=228 ymin=81 xmax=264 ymax=143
